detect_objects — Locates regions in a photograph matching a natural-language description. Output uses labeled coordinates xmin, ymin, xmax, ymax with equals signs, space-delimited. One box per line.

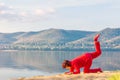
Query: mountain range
xmin=0 ymin=28 xmax=120 ymax=50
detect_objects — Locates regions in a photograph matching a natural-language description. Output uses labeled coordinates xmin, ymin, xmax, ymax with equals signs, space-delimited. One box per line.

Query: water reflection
xmin=0 ymin=50 xmax=120 ymax=73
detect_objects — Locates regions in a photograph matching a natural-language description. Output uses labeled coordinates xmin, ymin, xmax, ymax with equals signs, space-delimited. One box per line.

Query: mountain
xmin=67 ymin=28 xmax=120 ymax=50
xmin=14 ymin=28 xmax=95 ymax=45
xmin=0 ymin=28 xmax=119 ymax=50
xmin=0 ymin=32 xmax=24 ymax=44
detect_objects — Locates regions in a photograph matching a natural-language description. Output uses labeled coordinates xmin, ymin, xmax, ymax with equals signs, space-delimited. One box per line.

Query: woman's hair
xmin=62 ymin=60 xmax=71 ymax=68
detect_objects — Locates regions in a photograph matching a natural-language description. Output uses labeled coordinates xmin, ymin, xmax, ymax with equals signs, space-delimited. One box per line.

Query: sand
xmin=15 ymin=71 xmax=120 ymax=80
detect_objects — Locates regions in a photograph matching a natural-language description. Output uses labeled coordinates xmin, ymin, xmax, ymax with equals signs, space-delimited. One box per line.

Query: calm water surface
xmin=0 ymin=50 xmax=120 ymax=80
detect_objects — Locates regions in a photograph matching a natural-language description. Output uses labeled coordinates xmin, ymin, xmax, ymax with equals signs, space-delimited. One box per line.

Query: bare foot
xmin=94 ymin=34 xmax=100 ymax=41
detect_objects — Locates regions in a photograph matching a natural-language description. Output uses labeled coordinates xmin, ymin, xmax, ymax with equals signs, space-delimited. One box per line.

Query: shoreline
xmin=1 ymin=49 xmax=120 ymax=52
xmin=15 ymin=71 xmax=120 ymax=80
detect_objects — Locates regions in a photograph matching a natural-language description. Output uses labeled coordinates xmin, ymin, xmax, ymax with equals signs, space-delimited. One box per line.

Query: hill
xmin=0 ymin=28 xmax=120 ymax=50
xmin=67 ymin=28 xmax=120 ymax=50
xmin=14 ymin=28 xmax=94 ymax=44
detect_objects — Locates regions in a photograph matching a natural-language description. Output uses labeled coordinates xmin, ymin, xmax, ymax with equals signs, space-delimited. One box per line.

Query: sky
xmin=0 ymin=0 xmax=120 ymax=33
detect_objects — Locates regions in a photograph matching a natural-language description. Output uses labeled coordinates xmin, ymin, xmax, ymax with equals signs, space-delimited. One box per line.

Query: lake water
xmin=0 ymin=50 xmax=120 ymax=80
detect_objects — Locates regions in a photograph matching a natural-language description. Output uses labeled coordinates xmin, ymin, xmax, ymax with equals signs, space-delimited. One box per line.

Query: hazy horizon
xmin=0 ymin=27 xmax=119 ymax=33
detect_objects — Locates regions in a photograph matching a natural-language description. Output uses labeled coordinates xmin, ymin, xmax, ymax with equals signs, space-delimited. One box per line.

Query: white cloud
xmin=0 ymin=10 xmax=6 ymax=14
xmin=0 ymin=2 xmax=56 ymax=22
xmin=0 ymin=0 xmax=119 ymax=22
xmin=47 ymin=8 xmax=55 ymax=13
xmin=35 ymin=9 xmax=46 ymax=16
xmin=34 ymin=8 xmax=55 ymax=16
xmin=0 ymin=2 xmax=19 ymax=21
xmin=0 ymin=2 xmax=5 ymax=6
xmin=19 ymin=12 xmax=27 ymax=17
xmin=0 ymin=2 xmax=13 ymax=14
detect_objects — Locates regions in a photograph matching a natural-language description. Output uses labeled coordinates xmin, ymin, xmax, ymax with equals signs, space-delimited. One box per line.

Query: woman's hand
xmin=64 ymin=72 xmax=73 ymax=75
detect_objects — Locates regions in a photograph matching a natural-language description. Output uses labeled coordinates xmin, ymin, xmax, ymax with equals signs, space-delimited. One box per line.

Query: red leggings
xmin=84 ymin=41 xmax=102 ymax=73
xmin=91 ymin=41 xmax=101 ymax=59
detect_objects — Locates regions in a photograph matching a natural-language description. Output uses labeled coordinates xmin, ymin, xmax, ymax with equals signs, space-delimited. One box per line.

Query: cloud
xmin=0 ymin=0 xmax=119 ymax=22
xmin=19 ymin=12 xmax=27 ymax=17
xmin=34 ymin=8 xmax=55 ymax=16
xmin=0 ymin=2 xmax=19 ymax=21
xmin=0 ymin=2 xmax=56 ymax=22
xmin=35 ymin=9 xmax=46 ymax=16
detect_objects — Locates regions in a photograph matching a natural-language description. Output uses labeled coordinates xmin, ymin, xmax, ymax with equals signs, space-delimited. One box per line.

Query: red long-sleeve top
xmin=70 ymin=53 xmax=92 ymax=74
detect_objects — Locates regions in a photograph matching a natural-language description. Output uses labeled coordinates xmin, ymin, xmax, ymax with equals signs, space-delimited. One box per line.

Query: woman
xmin=62 ymin=34 xmax=102 ymax=74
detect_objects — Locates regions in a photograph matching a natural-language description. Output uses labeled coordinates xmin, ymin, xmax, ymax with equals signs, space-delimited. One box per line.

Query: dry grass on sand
xmin=14 ymin=71 xmax=120 ymax=80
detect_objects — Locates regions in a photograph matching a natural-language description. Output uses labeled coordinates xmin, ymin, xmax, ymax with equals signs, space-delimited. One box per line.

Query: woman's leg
xmin=84 ymin=58 xmax=102 ymax=73
xmin=84 ymin=34 xmax=102 ymax=73
xmin=89 ymin=68 xmax=102 ymax=73
xmin=83 ymin=57 xmax=92 ymax=73
xmin=90 ymin=34 xmax=102 ymax=73
xmin=90 ymin=41 xmax=102 ymax=59
xmin=90 ymin=34 xmax=102 ymax=59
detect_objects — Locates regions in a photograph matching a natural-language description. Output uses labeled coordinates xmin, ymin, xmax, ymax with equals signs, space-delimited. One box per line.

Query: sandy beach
xmin=15 ymin=71 xmax=120 ymax=80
